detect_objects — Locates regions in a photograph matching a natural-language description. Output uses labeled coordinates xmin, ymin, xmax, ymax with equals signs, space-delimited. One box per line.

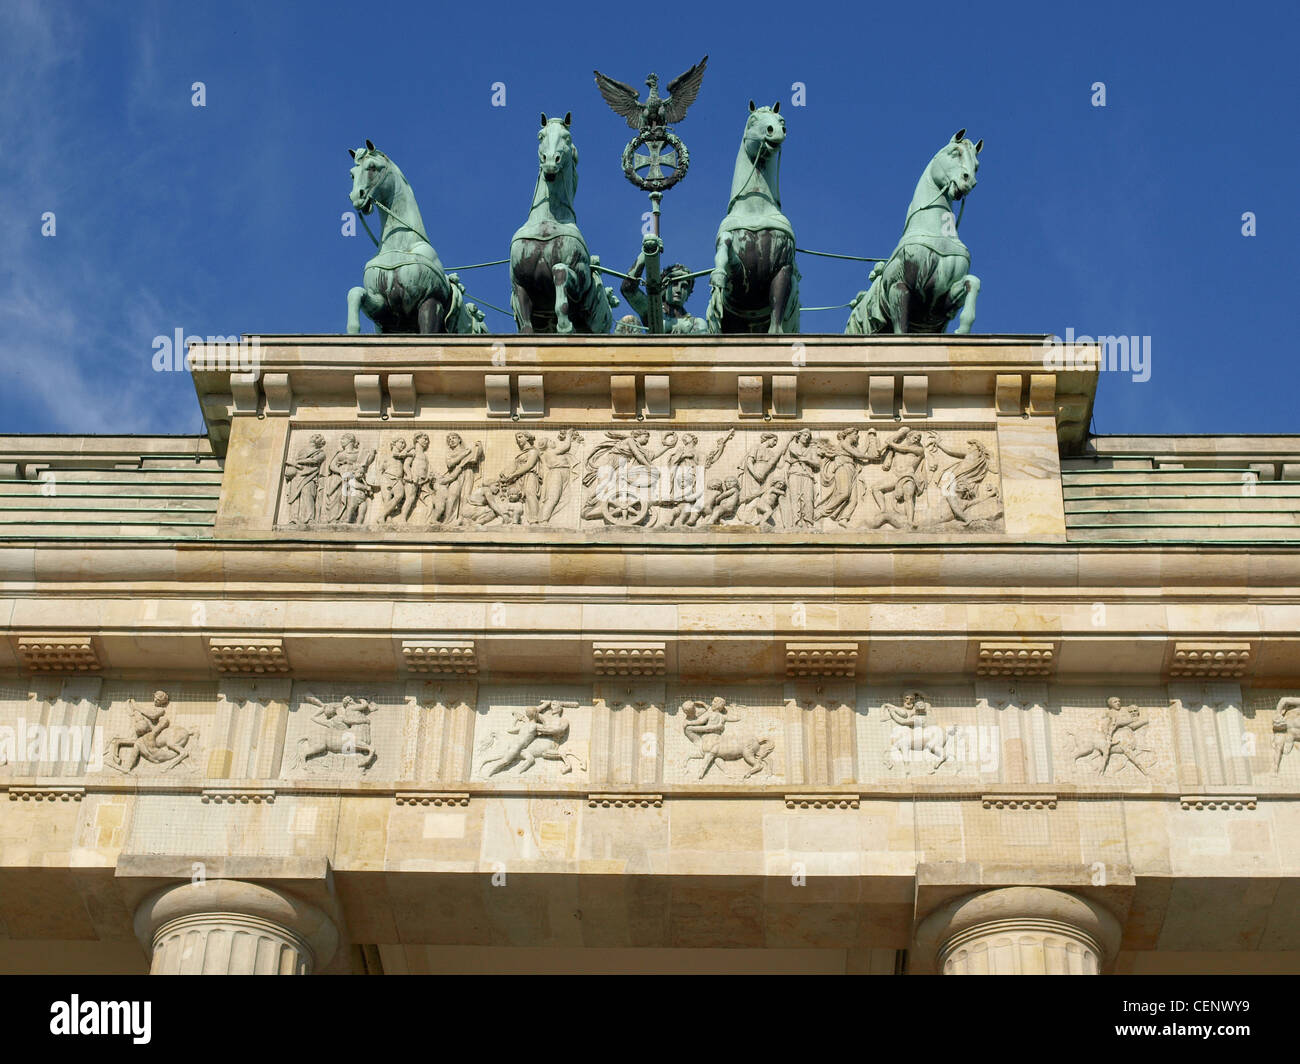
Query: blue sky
xmin=0 ymin=0 xmax=1294 ymax=436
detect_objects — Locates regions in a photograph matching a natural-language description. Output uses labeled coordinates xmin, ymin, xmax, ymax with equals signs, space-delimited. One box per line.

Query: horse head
xmin=928 ymin=129 xmax=982 ymax=202
xmin=348 ymin=140 xmax=395 ymax=214
xmin=538 ymin=112 xmax=576 ymax=186
xmin=726 ymin=101 xmax=788 ymax=217
xmin=743 ymin=100 xmax=785 ymax=166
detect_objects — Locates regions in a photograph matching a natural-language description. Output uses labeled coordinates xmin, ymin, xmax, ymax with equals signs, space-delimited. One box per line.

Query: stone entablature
xmin=2 ymin=678 xmax=1296 ymax=796
xmin=196 ymin=335 xmax=1094 ymax=544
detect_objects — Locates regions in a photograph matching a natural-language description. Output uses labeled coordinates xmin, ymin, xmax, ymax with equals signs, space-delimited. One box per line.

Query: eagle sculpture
xmin=593 ymin=56 xmax=708 ymax=131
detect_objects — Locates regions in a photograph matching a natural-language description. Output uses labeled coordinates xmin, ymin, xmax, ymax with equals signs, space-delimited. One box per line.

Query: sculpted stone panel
xmin=857 ymin=686 xmax=993 ymax=782
xmin=104 ymin=691 xmax=199 ymax=774
xmin=664 ymin=686 xmax=786 ymax=784
xmin=274 ymin=425 xmax=1003 ymax=534
xmin=280 ymin=687 xmax=404 ymax=781
xmin=1242 ymin=689 xmax=1300 ymax=785
xmin=1052 ymin=688 xmax=1175 ymax=787
xmin=470 ymin=687 xmax=592 ymax=783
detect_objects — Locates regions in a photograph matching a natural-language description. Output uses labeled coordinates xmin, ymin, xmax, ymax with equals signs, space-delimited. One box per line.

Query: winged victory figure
xmin=593 ymin=56 xmax=708 ymax=131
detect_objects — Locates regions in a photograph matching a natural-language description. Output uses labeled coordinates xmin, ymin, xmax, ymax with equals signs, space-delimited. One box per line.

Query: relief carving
xmin=276 ymin=425 xmax=1002 ymax=533
xmin=1271 ymin=695 xmax=1300 ymax=773
xmin=284 ymin=434 xmax=328 ymax=526
xmin=104 ymin=691 xmax=198 ymax=774
xmin=477 ymin=699 xmax=586 ymax=776
xmin=1068 ymin=696 xmax=1155 ymax=777
xmin=882 ymin=690 xmax=956 ymax=774
xmin=294 ymin=693 xmax=379 ymax=770
xmin=679 ymin=697 xmax=775 ymax=779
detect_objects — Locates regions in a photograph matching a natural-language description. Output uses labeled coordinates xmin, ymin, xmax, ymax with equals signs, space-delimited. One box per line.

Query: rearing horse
xmin=846 ymin=130 xmax=982 ymax=335
xmin=510 ymin=113 xmax=612 ymax=334
xmin=346 ymin=141 xmax=468 ymax=334
xmin=707 ymin=101 xmax=800 ymax=334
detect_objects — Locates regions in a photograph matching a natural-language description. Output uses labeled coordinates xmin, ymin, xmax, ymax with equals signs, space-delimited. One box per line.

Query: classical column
xmin=134 ymin=880 xmax=339 ymax=975
xmin=914 ymin=887 xmax=1121 ymax=975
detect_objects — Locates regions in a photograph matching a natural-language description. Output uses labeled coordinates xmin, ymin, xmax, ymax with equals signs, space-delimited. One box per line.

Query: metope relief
xmin=275 ymin=425 xmax=1003 ymax=533
xmin=680 ymin=697 xmax=776 ymax=779
xmin=1067 ymin=697 xmax=1156 ymax=778
xmin=477 ymin=699 xmax=587 ymax=776
xmin=1270 ymin=695 xmax=1300 ymax=775
xmin=880 ymin=691 xmax=958 ymax=775
xmin=104 ymin=690 xmax=199 ymax=774
xmin=281 ymin=690 xmax=400 ymax=779
xmin=471 ymin=690 xmax=591 ymax=782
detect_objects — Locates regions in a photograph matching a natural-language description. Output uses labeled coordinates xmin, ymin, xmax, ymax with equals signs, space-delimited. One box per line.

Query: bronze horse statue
xmin=846 ymin=130 xmax=982 ymax=334
xmin=707 ymin=101 xmax=800 ymax=334
xmin=510 ymin=113 xmax=612 ymax=334
xmin=346 ymin=141 xmax=474 ymax=334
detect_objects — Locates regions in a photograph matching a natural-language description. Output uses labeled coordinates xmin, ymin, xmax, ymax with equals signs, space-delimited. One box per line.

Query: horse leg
xmin=512 ymin=281 xmax=535 ymax=334
xmin=352 ymin=286 xmax=388 ymax=334
xmin=706 ymin=239 xmax=731 ymax=333
xmin=417 ymin=296 xmax=445 ymax=335
xmin=952 ymin=273 xmax=980 ymax=334
xmin=347 ymin=286 xmax=368 ymax=335
xmin=552 ymin=264 xmax=573 ymax=334
xmin=769 ymin=264 xmax=794 ymax=334
xmin=890 ymin=281 xmax=910 ymax=334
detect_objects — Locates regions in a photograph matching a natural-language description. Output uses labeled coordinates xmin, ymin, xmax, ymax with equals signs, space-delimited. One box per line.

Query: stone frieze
xmin=274 ymin=425 xmax=1004 ymax=533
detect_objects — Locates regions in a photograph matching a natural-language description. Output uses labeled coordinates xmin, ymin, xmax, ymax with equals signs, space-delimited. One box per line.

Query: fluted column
xmin=135 ymin=880 xmax=339 ymax=975
xmin=914 ymin=887 xmax=1121 ymax=975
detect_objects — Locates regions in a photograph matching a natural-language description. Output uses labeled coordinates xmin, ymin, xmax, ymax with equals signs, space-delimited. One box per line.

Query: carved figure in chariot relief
xmin=1271 ymin=696 xmax=1300 ymax=773
xmin=295 ymin=694 xmax=379 ymax=770
xmin=690 ymin=476 xmax=741 ymax=526
xmin=500 ymin=431 xmax=545 ymax=523
xmin=863 ymin=428 xmax=927 ymax=528
xmin=434 ymin=432 xmax=485 ymax=526
xmin=376 ymin=438 xmax=409 ymax=522
xmin=817 ymin=428 xmax=880 ymax=524
xmin=926 ymin=435 xmax=999 ymax=525
xmin=105 ymin=690 xmax=197 ymax=773
xmin=784 ymin=430 xmax=824 ymax=529
xmin=535 ymin=430 xmax=582 ymax=523
xmin=398 ymin=433 xmax=434 ymax=522
xmin=739 ymin=432 xmax=786 ymax=504
xmin=284 ymin=433 xmax=328 ymax=526
xmin=737 ymin=477 xmax=786 ymax=526
xmin=323 ymin=433 xmax=376 ymax=524
xmin=478 ymin=700 xmax=586 ymax=776
xmin=1069 ymin=696 xmax=1153 ymax=777
xmin=679 ymin=697 xmax=775 ymax=779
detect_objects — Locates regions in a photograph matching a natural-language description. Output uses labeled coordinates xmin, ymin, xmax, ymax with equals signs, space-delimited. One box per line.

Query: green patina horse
xmin=346 ymin=141 xmax=476 ymax=334
xmin=846 ymin=130 xmax=982 ymax=335
xmin=510 ymin=114 xmax=612 ymax=334
xmin=707 ymin=101 xmax=800 ymax=334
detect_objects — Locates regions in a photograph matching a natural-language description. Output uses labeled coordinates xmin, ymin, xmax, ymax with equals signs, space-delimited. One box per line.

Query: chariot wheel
xmin=602 ymin=490 xmax=648 ymax=526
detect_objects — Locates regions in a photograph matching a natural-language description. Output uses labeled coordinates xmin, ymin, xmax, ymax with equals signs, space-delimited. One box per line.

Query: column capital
xmin=914 ymin=886 xmax=1121 ymax=975
xmin=134 ymin=879 xmax=339 ymax=975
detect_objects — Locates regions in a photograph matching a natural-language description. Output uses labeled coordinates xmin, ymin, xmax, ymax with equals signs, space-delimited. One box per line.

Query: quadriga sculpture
xmin=345 ymin=141 xmax=476 ymax=334
xmin=707 ymin=101 xmax=799 ymax=334
xmin=846 ymin=130 xmax=982 ymax=335
xmin=510 ymin=113 xmax=613 ymax=334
